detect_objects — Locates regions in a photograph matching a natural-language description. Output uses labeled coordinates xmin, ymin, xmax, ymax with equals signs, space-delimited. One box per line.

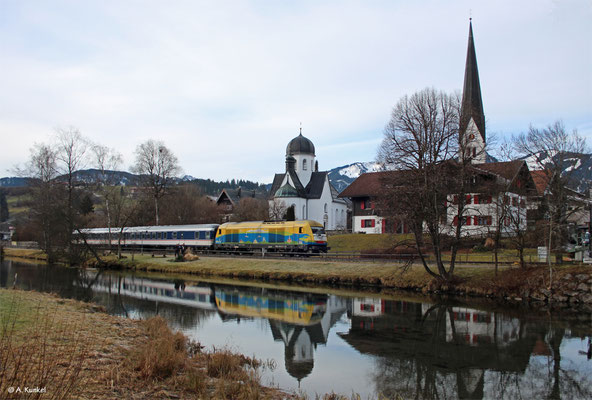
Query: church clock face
xmin=469 ymin=133 xmax=475 ymax=140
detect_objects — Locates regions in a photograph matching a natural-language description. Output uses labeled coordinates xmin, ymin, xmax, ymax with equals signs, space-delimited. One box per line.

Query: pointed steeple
xmin=460 ymin=19 xmax=485 ymax=143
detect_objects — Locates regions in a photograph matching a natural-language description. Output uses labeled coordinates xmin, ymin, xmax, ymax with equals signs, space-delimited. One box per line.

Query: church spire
xmin=460 ymin=19 xmax=485 ymax=143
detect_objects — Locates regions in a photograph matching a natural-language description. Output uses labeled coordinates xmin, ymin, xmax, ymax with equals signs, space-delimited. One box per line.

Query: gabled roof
xmin=530 ymin=170 xmax=551 ymax=196
xmin=474 ymin=160 xmax=525 ymax=181
xmin=305 ymin=172 xmax=328 ymax=199
xmin=269 ymin=170 xmax=307 ymax=199
xmin=337 ymin=171 xmax=395 ymax=198
xmin=216 ymin=187 xmax=259 ymax=206
xmin=270 ymin=171 xmax=345 ymax=202
xmin=460 ymin=20 xmax=486 ymax=142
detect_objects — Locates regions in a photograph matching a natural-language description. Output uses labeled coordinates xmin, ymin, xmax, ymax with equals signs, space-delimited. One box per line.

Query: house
xmin=337 ymin=171 xmax=409 ymax=234
xmin=528 ymin=170 xmax=591 ymax=245
xmin=0 ymin=222 xmax=14 ymax=241
xmin=215 ymin=187 xmax=259 ymax=222
xmin=339 ymin=161 xmax=535 ymax=237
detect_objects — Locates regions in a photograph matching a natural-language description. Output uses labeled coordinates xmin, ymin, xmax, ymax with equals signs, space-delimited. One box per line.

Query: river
xmin=1 ymin=259 xmax=591 ymax=399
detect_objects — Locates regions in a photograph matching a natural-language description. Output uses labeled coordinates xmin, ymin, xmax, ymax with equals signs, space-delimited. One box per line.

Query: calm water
xmin=1 ymin=259 xmax=591 ymax=399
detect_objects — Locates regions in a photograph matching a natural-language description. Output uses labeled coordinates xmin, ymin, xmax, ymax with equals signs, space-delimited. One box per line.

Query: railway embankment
xmin=5 ymin=247 xmax=592 ymax=307
xmin=0 ymin=288 xmax=295 ymax=399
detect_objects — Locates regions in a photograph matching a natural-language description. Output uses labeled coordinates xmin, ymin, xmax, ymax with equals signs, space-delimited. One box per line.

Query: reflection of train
xmin=214 ymin=286 xmax=327 ymax=326
xmin=76 ymin=220 xmax=328 ymax=253
xmin=90 ymin=274 xmax=217 ymax=310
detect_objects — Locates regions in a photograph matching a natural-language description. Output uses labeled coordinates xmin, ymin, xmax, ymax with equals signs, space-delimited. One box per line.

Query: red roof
xmin=338 ymin=171 xmax=393 ymax=198
xmin=530 ymin=170 xmax=550 ymax=196
xmin=474 ymin=160 xmax=525 ymax=181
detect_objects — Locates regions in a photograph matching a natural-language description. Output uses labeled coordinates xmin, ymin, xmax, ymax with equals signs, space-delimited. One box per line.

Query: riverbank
xmin=0 ymin=288 xmax=295 ymax=399
xmin=5 ymin=247 xmax=592 ymax=307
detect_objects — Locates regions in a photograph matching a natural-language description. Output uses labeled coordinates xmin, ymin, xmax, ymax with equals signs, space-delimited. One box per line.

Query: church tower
xmin=285 ymin=128 xmax=316 ymax=186
xmin=460 ymin=19 xmax=486 ymax=164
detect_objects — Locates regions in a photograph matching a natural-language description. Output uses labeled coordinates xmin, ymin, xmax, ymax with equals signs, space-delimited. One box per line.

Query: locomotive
xmin=77 ymin=220 xmax=328 ymax=253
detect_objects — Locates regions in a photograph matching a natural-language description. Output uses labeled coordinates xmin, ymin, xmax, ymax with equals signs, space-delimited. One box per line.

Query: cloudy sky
xmin=1 ymin=0 xmax=591 ymax=182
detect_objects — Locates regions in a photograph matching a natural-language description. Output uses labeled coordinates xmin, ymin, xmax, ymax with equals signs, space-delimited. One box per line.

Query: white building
xmin=269 ymin=131 xmax=348 ymax=230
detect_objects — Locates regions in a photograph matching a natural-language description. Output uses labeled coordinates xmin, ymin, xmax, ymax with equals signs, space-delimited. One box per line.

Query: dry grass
xmin=119 ymin=316 xmax=288 ymax=399
xmin=3 ymin=248 xmax=48 ymax=262
xmin=0 ymin=290 xmax=101 ymax=399
xmin=0 ymin=289 xmax=295 ymax=399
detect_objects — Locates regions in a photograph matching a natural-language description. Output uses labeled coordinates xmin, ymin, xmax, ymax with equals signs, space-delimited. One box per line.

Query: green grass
xmin=328 ymin=233 xmax=414 ymax=252
xmin=6 ymin=193 xmax=31 ymax=216
xmin=0 ymin=290 xmax=42 ymax=332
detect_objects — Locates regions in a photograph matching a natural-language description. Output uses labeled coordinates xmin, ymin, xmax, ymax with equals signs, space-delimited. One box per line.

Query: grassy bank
xmin=83 ymin=252 xmax=592 ymax=304
xmin=0 ymin=289 xmax=296 ymax=399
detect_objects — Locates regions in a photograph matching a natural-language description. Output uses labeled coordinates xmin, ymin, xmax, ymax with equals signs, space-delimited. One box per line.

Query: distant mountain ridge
xmin=4 ymin=152 xmax=591 ymax=196
xmin=0 ymin=169 xmax=267 ymax=197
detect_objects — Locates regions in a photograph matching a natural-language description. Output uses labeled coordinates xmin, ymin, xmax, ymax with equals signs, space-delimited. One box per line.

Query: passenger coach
xmin=78 ymin=224 xmax=219 ymax=249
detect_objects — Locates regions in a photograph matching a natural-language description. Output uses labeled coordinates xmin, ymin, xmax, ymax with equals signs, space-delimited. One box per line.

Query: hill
xmin=0 ymin=170 xmax=268 ymax=197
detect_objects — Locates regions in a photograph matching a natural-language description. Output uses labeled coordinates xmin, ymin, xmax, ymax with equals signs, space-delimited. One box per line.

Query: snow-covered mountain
xmin=327 ymin=161 xmax=386 ymax=193
xmin=520 ymin=151 xmax=592 ymax=193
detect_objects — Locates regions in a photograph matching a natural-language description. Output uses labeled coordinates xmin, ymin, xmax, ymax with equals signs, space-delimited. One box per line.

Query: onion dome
xmin=275 ymin=183 xmax=298 ymax=198
xmin=286 ymin=133 xmax=315 ymax=156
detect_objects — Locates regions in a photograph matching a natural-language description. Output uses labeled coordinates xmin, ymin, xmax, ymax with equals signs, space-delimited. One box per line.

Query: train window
xmin=173 ymin=232 xmax=177 ymax=239
xmin=299 ymin=227 xmax=303 ymax=234
xmin=198 ymin=231 xmax=206 ymax=240
xmin=311 ymin=227 xmax=326 ymax=235
xmin=166 ymin=232 xmax=172 ymax=240
xmin=151 ymin=233 xmax=156 ymax=239
xmin=210 ymin=231 xmax=216 ymax=239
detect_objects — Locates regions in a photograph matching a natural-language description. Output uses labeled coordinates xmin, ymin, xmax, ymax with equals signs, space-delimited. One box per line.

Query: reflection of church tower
xmin=269 ymin=295 xmax=348 ymax=385
xmin=460 ymin=19 xmax=486 ymax=164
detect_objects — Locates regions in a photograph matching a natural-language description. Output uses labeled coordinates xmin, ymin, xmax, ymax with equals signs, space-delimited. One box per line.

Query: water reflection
xmin=1 ymin=259 xmax=590 ymax=399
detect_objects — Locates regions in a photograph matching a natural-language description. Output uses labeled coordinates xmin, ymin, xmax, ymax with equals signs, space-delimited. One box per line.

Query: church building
xmin=460 ymin=19 xmax=487 ymax=164
xmin=268 ymin=130 xmax=348 ymax=230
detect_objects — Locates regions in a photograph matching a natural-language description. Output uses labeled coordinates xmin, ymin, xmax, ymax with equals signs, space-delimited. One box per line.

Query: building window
xmin=360 ymin=200 xmax=365 ymax=210
xmin=324 ymin=203 xmax=328 ymax=213
xmin=361 ymin=219 xmax=375 ymax=228
xmin=474 ymin=216 xmax=492 ymax=226
xmin=302 ymin=205 xmax=306 ymax=219
xmin=303 ymin=159 xmax=307 ymax=171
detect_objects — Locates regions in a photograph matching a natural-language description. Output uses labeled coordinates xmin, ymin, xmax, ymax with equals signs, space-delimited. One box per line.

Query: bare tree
xmin=54 ymin=127 xmax=90 ymax=262
xmin=377 ymin=88 xmax=466 ymax=281
xmin=231 ymin=197 xmax=269 ymax=222
xmin=18 ymin=144 xmax=61 ymax=262
xmin=132 ymin=140 xmax=181 ymax=225
xmin=159 ymin=184 xmax=220 ymax=225
xmin=92 ymin=144 xmax=123 ymax=250
xmin=512 ymin=121 xmax=587 ymax=269
xmin=268 ymin=198 xmax=287 ymax=220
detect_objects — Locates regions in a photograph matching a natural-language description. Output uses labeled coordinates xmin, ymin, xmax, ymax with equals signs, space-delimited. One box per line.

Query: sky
xmin=1 ymin=0 xmax=591 ymax=183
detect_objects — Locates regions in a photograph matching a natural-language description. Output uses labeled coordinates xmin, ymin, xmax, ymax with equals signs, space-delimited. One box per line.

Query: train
xmin=76 ymin=220 xmax=328 ymax=253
